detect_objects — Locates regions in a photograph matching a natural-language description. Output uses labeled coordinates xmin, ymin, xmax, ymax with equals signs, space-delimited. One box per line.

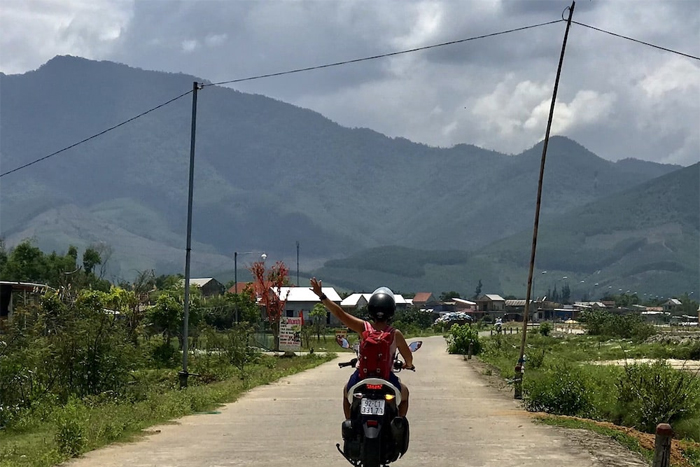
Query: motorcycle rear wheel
xmin=361 ymin=437 xmax=382 ymax=467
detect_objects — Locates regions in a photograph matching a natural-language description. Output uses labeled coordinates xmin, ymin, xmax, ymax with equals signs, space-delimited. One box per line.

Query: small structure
xmin=641 ymin=311 xmax=670 ymax=325
xmin=272 ymin=286 xmax=343 ymax=325
xmin=340 ymin=293 xmax=369 ymax=313
xmin=0 ymin=281 xmax=53 ymax=322
xmin=663 ymin=298 xmax=683 ymax=313
xmin=181 ymin=278 xmax=225 ymax=297
xmin=504 ymin=299 xmax=535 ymax=322
xmin=476 ymin=294 xmax=506 ymax=312
xmin=412 ymin=292 xmax=439 ymax=310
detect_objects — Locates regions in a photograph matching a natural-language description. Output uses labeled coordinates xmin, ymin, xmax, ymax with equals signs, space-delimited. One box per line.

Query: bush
xmin=538 ymin=322 xmax=552 ymax=337
xmin=523 ymin=365 xmax=593 ymax=417
xmin=615 ymin=361 xmax=700 ymax=433
xmin=580 ymin=310 xmax=656 ymax=342
xmin=54 ymin=402 xmax=87 ymax=457
xmin=446 ymin=324 xmax=481 ymax=355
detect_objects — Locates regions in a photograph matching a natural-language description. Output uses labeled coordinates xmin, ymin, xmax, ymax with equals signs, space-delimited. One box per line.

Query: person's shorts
xmin=346 ymin=370 xmax=402 ymax=392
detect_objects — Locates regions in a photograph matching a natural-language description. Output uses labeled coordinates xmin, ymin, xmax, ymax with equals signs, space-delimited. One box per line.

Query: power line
xmin=0 ymin=19 xmax=564 ymax=178
xmin=572 ymin=21 xmax=700 ymax=61
xmin=207 ymin=19 xmax=565 ymax=86
xmin=0 ymin=89 xmax=194 ymax=178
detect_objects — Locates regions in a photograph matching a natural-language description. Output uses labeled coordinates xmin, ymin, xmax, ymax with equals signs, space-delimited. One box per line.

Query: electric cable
xmin=207 ymin=19 xmax=565 ymax=86
xmin=0 ymin=89 xmax=194 ymax=178
xmin=572 ymin=21 xmax=700 ymax=61
xmin=1 ymin=19 xmax=564 ymax=178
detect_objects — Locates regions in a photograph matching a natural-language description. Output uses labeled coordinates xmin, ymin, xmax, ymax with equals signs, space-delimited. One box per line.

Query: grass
xmin=476 ymin=331 xmax=700 ymax=441
xmin=0 ymin=354 xmax=334 ymax=467
xmin=537 ymin=414 xmax=700 ymax=467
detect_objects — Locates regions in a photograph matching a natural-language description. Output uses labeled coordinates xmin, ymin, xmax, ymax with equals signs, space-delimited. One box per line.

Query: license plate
xmin=360 ymin=398 xmax=385 ymax=416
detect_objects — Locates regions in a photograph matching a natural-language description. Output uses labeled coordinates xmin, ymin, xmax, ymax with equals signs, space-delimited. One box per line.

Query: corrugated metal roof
xmin=483 ymin=294 xmax=505 ymax=301
xmin=505 ymin=299 xmax=531 ymax=306
xmin=273 ymin=287 xmax=342 ymax=302
xmin=454 ymin=298 xmax=476 ymax=305
xmin=181 ymin=278 xmax=216 ymax=287
xmin=341 ymin=294 xmax=368 ymax=307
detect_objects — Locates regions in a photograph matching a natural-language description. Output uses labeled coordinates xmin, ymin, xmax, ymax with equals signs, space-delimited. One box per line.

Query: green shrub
xmin=446 ymin=324 xmax=481 ymax=355
xmin=538 ymin=322 xmax=552 ymax=337
xmin=54 ymin=402 xmax=87 ymax=457
xmin=579 ymin=310 xmax=656 ymax=342
xmin=615 ymin=361 xmax=700 ymax=433
xmin=523 ymin=365 xmax=593 ymax=417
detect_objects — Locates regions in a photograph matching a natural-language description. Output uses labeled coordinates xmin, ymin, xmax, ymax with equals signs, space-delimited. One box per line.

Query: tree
xmin=91 ymin=242 xmax=113 ymax=280
xmin=562 ymin=283 xmax=571 ymax=305
xmin=82 ymin=248 xmax=101 ymax=275
xmin=310 ymin=303 xmax=327 ymax=342
xmin=249 ymin=260 xmax=289 ymax=351
xmin=440 ymin=291 xmax=461 ymax=301
xmin=472 ymin=280 xmax=482 ymax=300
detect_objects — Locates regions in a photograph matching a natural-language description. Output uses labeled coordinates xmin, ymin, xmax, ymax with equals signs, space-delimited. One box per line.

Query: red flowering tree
xmin=249 ymin=260 xmax=290 ymax=350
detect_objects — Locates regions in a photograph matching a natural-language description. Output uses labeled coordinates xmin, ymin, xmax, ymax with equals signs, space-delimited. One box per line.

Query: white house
xmin=271 ymin=286 xmax=343 ymax=325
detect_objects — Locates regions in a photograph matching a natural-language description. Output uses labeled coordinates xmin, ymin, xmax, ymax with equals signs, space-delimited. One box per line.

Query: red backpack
xmin=358 ymin=322 xmax=395 ymax=380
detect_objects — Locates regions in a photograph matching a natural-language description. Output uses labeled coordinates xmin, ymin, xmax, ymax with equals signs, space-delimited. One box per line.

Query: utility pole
xmin=180 ymin=81 xmax=201 ymax=389
xmin=516 ymin=1 xmax=576 ymax=399
xmin=296 ymin=241 xmax=300 ymax=286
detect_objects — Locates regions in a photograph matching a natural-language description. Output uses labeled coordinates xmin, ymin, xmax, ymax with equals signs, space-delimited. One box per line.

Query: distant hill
xmin=314 ymin=164 xmax=699 ymax=298
xmin=0 ymin=55 xmax=686 ymax=285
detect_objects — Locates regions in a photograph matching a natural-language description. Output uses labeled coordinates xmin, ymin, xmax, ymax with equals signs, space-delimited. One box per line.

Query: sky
xmin=1 ymin=0 xmax=699 ymax=166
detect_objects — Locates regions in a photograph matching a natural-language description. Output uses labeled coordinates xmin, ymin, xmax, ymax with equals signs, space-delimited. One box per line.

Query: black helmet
xmin=368 ymin=287 xmax=396 ymax=321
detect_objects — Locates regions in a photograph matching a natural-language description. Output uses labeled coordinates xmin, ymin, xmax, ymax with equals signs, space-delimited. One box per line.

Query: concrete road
xmin=67 ymin=336 xmax=647 ymax=467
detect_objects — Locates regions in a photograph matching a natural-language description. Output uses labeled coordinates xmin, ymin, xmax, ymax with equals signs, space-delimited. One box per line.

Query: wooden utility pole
xmin=515 ymin=1 xmax=576 ymax=399
xmin=180 ymin=81 xmax=201 ymax=389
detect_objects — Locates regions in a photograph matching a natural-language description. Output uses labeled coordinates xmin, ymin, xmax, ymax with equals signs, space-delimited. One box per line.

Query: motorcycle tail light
xmin=354 ymin=393 xmax=363 ymax=399
xmin=367 ymin=420 xmax=378 ymax=427
xmin=366 ymin=384 xmax=383 ymax=390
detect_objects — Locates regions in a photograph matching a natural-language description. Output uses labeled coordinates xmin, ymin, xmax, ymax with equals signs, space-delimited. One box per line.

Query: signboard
xmin=279 ymin=316 xmax=303 ymax=351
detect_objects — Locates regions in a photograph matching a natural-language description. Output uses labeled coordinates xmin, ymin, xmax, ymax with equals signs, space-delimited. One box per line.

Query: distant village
xmin=5 ymin=276 xmax=697 ymax=329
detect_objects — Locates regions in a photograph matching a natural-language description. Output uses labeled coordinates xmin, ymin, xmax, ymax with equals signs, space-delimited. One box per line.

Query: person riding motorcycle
xmin=310 ymin=278 xmax=414 ymax=419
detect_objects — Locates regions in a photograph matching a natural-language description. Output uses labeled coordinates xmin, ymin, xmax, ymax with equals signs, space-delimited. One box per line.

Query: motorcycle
xmin=335 ymin=337 xmax=421 ymax=467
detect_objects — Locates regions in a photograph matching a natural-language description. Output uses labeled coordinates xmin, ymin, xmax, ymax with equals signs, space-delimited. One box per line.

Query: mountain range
xmin=0 ymin=56 xmax=697 ymax=297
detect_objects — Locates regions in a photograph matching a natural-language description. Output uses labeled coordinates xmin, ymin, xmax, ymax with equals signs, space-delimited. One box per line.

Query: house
xmin=341 ymin=293 xmax=369 ymax=313
xmin=227 ymin=282 xmax=253 ymax=295
xmin=271 ymin=286 xmax=343 ymax=326
xmin=412 ymin=292 xmax=439 ymax=310
xmin=476 ymin=294 xmax=506 ymax=312
xmin=504 ymin=299 xmax=535 ymax=321
xmin=663 ymin=298 xmax=683 ymax=313
xmin=181 ymin=278 xmax=225 ymax=297
xmin=641 ymin=311 xmax=670 ymax=324
xmin=393 ymin=294 xmax=410 ymax=310
xmin=0 ymin=281 xmax=52 ymax=322
xmin=341 ymin=291 xmax=410 ymax=315
xmin=453 ymin=298 xmax=477 ymax=312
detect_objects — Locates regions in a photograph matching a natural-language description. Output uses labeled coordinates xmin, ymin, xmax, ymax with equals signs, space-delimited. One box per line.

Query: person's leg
xmin=398 ymin=385 xmax=409 ymax=417
xmin=342 ymin=384 xmax=351 ymax=419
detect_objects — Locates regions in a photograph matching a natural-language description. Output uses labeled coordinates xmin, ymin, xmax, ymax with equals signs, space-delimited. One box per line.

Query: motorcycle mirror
xmin=409 ymin=341 xmax=422 ymax=352
xmin=335 ymin=335 xmax=350 ymax=349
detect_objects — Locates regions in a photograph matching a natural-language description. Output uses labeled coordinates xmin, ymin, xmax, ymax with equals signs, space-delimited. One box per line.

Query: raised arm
xmin=394 ymin=330 xmax=414 ymax=369
xmin=310 ymin=277 xmax=365 ymax=334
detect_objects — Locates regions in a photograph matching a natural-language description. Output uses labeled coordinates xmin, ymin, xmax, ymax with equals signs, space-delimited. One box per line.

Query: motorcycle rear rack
xmin=336 ymin=443 xmax=390 ymax=467
xmin=336 ymin=443 xmax=362 ymax=466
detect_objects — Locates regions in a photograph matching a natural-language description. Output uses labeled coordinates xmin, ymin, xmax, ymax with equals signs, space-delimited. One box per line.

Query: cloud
xmin=0 ymin=0 xmax=133 ymax=73
xmin=1 ymin=0 xmax=698 ymax=166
